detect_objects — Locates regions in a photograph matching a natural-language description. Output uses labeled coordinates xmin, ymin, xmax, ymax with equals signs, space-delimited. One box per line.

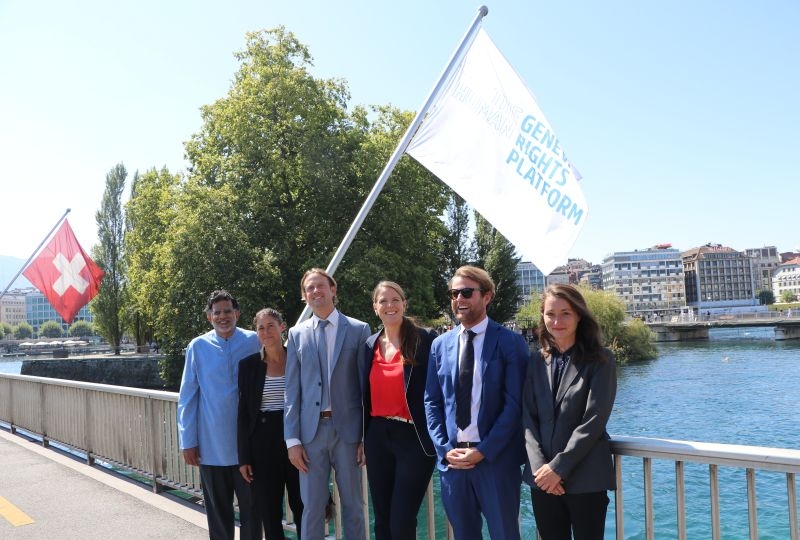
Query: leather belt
xmin=320 ymin=411 xmax=333 ymax=419
xmin=456 ymin=441 xmax=480 ymax=448
xmin=381 ymin=415 xmax=413 ymax=424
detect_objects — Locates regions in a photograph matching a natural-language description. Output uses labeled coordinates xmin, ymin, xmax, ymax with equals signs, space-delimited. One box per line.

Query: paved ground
xmin=0 ymin=428 xmax=225 ymax=539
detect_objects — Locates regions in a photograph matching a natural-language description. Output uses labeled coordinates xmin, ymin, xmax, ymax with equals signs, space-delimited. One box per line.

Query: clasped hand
xmin=445 ymin=447 xmax=484 ymax=469
xmin=534 ymin=464 xmax=565 ymax=495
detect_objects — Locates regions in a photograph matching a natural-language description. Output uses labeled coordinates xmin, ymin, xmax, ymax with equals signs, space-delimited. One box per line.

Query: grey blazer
xmin=284 ymin=310 xmax=371 ymax=445
xmin=522 ymin=348 xmax=617 ymax=494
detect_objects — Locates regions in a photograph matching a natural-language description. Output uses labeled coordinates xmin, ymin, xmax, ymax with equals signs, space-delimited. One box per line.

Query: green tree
xmin=345 ymin=105 xmax=448 ymax=327
xmin=0 ymin=322 xmax=11 ymax=338
xmin=125 ymin=28 xmax=452 ymax=385
xmin=756 ymin=289 xmax=775 ymax=305
xmin=517 ymin=286 xmax=658 ymax=363
xmin=92 ymin=163 xmax=128 ymax=354
xmin=780 ymin=290 xmax=797 ymax=303
xmin=68 ymin=320 xmax=94 ymax=337
xmin=39 ymin=321 xmax=64 ymax=338
xmin=14 ymin=322 xmax=33 ymax=339
xmin=0 ymin=323 xmax=4 ymax=340
xmin=474 ymin=213 xmax=521 ymax=323
xmin=436 ymin=192 xmax=476 ymax=316
xmin=125 ymin=167 xmax=183 ymax=356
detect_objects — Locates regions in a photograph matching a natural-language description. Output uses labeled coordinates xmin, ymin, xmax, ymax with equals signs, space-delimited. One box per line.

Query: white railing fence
xmin=1 ymin=373 xmax=798 ymax=539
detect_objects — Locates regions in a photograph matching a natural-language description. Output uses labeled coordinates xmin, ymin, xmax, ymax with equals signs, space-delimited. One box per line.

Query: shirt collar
xmin=460 ymin=316 xmax=489 ymax=337
xmin=313 ymin=309 xmax=339 ymax=329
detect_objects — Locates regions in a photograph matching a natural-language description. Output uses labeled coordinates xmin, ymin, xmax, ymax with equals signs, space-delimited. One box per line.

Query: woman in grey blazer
xmin=522 ymin=284 xmax=617 ymax=540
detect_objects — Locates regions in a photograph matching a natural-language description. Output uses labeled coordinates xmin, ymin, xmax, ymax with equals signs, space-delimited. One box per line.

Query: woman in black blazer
xmin=238 ymin=308 xmax=303 ymax=539
xmin=522 ymin=284 xmax=617 ymax=540
xmin=360 ymin=281 xmax=437 ymax=540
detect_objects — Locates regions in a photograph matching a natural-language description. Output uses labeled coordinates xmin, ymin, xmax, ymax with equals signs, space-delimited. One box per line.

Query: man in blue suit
xmin=285 ymin=268 xmax=371 ymax=540
xmin=425 ymin=265 xmax=530 ymax=540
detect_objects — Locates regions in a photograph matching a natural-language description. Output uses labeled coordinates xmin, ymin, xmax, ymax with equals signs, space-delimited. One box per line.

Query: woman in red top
xmin=359 ymin=281 xmax=437 ymax=540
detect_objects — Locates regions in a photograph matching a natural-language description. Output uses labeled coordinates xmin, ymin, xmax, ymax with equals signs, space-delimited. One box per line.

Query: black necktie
xmin=552 ymin=354 xmax=566 ymax=402
xmin=456 ymin=330 xmax=476 ymax=430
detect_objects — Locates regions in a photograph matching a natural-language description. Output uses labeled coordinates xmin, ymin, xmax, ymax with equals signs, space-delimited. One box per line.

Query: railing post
xmin=710 ymin=464 xmax=721 ymax=540
xmin=85 ymin=388 xmax=94 ymax=466
xmin=426 ymin=480 xmax=435 ymax=539
xmin=147 ymin=397 xmax=161 ymax=493
xmin=676 ymin=460 xmax=686 ymax=540
xmin=788 ymin=472 xmax=798 ymax=540
xmin=615 ymin=454 xmax=625 ymax=540
xmin=39 ymin=382 xmax=48 ymax=448
xmin=643 ymin=457 xmax=654 ymax=540
xmin=747 ymin=468 xmax=758 ymax=540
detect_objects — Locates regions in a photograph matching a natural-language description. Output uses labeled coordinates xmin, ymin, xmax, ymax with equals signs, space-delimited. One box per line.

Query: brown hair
xmin=299 ymin=268 xmax=338 ymax=305
xmin=450 ymin=265 xmax=495 ymax=299
xmin=372 ymin=281 xmax=421 ymax=366
xmin=538 ymin=284 xmax=605 ymax=364
xmin=252 ymin=307 xmax=285 ymax=329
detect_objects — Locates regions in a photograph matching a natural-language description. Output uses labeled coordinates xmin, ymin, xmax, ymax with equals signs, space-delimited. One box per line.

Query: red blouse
xmin=369 ymin=341 xmax=412 ymax=420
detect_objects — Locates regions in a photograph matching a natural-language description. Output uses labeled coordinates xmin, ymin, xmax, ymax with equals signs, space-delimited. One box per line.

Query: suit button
xmin=315 ymin=401 xmax=319 ymax=406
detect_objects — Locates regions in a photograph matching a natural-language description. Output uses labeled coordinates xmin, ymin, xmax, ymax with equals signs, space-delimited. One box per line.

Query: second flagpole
xmin=0 ymin=208 xmax=72 ymax=302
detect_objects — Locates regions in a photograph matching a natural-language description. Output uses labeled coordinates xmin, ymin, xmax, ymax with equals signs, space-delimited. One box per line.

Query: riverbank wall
xmin=20 ymin=354 xmax=169 ymax=389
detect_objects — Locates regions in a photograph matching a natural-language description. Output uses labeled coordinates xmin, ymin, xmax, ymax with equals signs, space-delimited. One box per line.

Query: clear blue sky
xmin=1 ymin=0 xmax=798 ymax=266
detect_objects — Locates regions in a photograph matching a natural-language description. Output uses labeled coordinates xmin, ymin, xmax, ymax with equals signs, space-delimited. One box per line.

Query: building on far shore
xmin=0 ymin=290 xmax=27 ymax=328
xmin=682 ymin=243 xmax=759 ymax=315
xmin=772 ymin=257 xmax=800 ymax=303
xmin=744 ymin=246 xmax=781 ymax=294
xmin=601 ymin=245 xmax=685 ymax=317
xmin=515 ymin=261 xmax=546 ymax=305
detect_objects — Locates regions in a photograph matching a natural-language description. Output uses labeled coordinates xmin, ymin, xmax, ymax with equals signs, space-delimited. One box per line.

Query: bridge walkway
xmin=0 ymin=428 xmax=215 ymax=539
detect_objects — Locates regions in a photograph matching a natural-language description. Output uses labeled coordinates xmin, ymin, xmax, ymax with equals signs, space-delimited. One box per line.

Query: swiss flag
xmin=22 ymin=219 xmax=104 ymax=324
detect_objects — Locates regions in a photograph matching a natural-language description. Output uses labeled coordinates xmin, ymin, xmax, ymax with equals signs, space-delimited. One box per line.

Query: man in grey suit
xmin=285 ymin=268 xmax=371 ymax=540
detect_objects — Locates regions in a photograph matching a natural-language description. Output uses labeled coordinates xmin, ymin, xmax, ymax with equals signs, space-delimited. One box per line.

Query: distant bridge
xmin=647 ymin=313 xmax=800 ymax=341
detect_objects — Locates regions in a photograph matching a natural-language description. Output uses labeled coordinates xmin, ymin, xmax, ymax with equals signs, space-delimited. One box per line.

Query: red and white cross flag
xmin=407 ymin=28 xmax=587 ymax=276
xmin=22 ymin=219 xmax=104 ymax=324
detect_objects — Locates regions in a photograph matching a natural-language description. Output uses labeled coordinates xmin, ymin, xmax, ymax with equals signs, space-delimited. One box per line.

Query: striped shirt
xmin=260 ymin=375 xmax=285 ymax=411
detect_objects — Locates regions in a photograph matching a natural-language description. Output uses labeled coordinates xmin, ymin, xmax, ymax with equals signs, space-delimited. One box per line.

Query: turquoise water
xmin=3 ymin=329 xmax=798 ymax=538
xmin=606 ymin=328 xmax=799 ymax=539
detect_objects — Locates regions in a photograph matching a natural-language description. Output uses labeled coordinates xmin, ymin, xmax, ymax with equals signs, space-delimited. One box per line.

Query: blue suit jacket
xmin=424 ymin=319 xmax=530 ymax=471
xmin=284 ymin=311 xmax=371 ymax=445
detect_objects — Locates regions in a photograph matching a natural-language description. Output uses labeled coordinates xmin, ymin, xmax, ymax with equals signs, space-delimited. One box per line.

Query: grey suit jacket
xmin=522 ymin=348 xmax=617 ymax=493
xmin=284 ymin=310 xmax=371 ymax=445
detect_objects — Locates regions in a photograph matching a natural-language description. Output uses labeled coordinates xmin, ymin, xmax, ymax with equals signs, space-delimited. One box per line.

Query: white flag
xmin=407 ymin=28 xmax=587 ymax=276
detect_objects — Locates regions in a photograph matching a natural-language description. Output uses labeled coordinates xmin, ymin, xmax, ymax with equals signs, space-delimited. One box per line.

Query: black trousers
xmin=531 ymin=488 xmax=609 ymax=540
xmin=364 ymin=416 xmax=436 ymax=540
xmin=248 ymin=410 xmax=304 ymax=540
xmin=199 ymin=464 xmax=256 ymax=540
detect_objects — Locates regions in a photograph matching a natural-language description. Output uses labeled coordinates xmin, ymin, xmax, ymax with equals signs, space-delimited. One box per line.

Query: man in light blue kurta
xmin=178 ymin=290 xmax=260 ymax=540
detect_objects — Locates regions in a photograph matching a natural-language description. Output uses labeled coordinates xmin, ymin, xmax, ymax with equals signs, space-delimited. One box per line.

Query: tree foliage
xmin=92 ymin=163 xmax=128 ymax=354
xmin=756 ymin=289 xmax=775 ymax=305
xmin=780 ymin=290 xmax=797 ymax=303
xmin=68 ymin=320 xmax=95 ymax=337
xmin=124 ymin=28 xmax=450 ymax=386
xmin=517 ymin=285 xmax=658 ymax=363
xmin=436 ymin=193 xmax=475 ymax=317
xmin=39 ymin=321 xmax=64 ymax=338
xmin=474 ymin=213 xmax=521 ymax=323
xmin=14 ymin=322 xmax=33 ymax=339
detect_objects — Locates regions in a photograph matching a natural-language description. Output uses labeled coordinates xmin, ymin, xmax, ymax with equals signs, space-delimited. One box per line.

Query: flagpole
xmin=0 ymin=208 xmax=72 ymax=302
xmin=294 ymin=5 xmax=489 ymax=326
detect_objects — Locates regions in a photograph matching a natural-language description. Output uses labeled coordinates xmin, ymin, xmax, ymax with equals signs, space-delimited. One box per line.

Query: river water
xmin=1 ymin=328 xmax=797 ymax=538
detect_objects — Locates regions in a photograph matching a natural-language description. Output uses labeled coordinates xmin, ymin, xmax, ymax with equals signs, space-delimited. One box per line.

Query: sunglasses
xmin=448 ymin=287 xmax=484 ymax=300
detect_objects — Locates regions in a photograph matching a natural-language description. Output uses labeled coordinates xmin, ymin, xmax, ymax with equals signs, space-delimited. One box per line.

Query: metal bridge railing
xmin=1 ymin=373 xmax=798 ymax=539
